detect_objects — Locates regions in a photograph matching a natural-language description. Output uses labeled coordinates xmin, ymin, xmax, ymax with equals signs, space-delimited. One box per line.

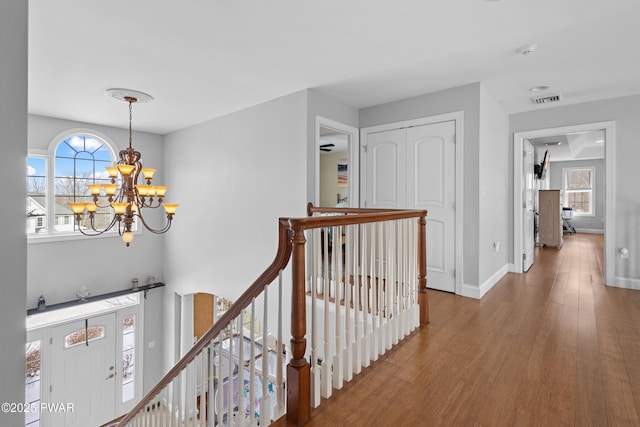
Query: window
xmin=64 ymin=325 xmax=106 ymax=348
xmin=25 ymin=340 xmax=41 ymax=426
xmin=563 ymin=167 xmax=595 ymax=216
xmin=122 ymin=315 xmax=136 ymax=403
xmin=27 ymin=131 xmax=120 ymax=240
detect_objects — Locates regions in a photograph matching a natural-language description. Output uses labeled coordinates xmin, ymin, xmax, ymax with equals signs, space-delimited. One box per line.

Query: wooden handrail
xmin=117 ymin=205 xmax=428 ymax=426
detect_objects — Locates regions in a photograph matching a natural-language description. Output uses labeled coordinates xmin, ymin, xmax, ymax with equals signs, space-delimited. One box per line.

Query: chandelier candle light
xmin=68 ymin=89 xmax=178 ymax=246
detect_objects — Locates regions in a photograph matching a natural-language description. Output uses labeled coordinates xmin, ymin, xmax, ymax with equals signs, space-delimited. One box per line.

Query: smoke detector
xmin=531 ymin=94 xmax=562 ymax=104
xmin=519 ymin=44 xmax=538 ymax=56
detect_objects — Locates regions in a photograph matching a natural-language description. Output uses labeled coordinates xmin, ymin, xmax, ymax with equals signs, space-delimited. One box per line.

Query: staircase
xmin=115 ymin=204 xmax=429 ymax=426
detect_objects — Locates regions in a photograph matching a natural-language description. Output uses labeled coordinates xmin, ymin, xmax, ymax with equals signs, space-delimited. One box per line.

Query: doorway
xmin=513 ymin=121 xmax=615 ymax=285
xmin=315 ymin=117 xmax=359 ymax=208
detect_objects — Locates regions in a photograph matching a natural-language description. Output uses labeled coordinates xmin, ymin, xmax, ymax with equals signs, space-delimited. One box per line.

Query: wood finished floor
xmin=293 ymin=233 xmax=640 ymax=426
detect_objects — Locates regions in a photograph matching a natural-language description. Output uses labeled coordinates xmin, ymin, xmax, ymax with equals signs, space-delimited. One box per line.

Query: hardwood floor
xmin=298 ymin=233 xmax=640 ymax=426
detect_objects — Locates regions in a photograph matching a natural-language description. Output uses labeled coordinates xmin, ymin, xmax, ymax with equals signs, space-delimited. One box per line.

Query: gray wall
xmin=548 ymin=158 xmax=605 ymax=232
xmin=0 ymin=0 xmax=27 ymax=423
xmin=510 ymin=94 xmax=640 ymax=282
xmin=162 ymin=90 xmax=309 ymax=370
xmin=478 ymin=84 xmax=510 ymax=286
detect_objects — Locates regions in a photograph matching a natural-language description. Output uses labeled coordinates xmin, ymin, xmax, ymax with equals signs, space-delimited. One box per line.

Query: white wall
xmin=549 ymin=158 xmax=605 ymax=232
xmin=0 ymin=0 xmax=27 ymax=422
xmin=27 ymin=115 xmax=166 ymax=306
xmin=510 ymin=94 xmax=640 ymax=285
xmin=162 ymin=90 xmax=308 ymax=368
xmin=478 ymin=84 xmax=510 ymax=292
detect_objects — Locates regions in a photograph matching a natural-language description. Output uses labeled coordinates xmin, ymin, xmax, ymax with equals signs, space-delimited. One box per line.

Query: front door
xmin=50 ymin=313 xmax=116 ymax=427
xmin=365 ymin=120 xmax=456 ymax=292
xmin=523 ymin=140 xmax=535 ymax=271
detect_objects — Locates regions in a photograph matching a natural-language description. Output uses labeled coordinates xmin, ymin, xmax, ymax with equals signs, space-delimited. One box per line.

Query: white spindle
xmin=215 ymin=333 xmax=223 ymax=427
xmin=343 ymin=224 xmax=353 ymax=382
xmin=237 ymin=315 xmax=245 ymax=427
xmin=333 ymin=225 xmax=344 ymax=390
xmin=276 ymin=270 xmax=285 ymax=417
xmin=353 ymin=223 xmax=362 ymax=375
xmin=370 ymin=221 xmax=378 ymax=363
xmin=249 ymin=300 xmax=257 ymax=427
xmin=321 ymin=226 xmax=332 ymax=398
xmin=311 ymin=228 xmax=321 ymax=407
xmin=260 ymin=287 xmax=271 ymax=426
xmin=362 ymin=222 xmax=371 ymax=368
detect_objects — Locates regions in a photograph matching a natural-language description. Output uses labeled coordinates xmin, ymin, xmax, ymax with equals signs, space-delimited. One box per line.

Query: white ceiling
xmin=528 ymin=130 xmax=604 ymax=162
xmin=29 ymin=0 xmax=640 ymax=135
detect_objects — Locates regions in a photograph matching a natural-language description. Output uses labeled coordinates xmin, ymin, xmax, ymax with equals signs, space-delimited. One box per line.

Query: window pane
xmin=122 ymin=314 xmax=136 ymax=403
xmin=566 ymin=170 xmax=591 ymax=190
xmin=64 ymin=325 xmax=106 ymax=348
xmin=567 ymin=190 xmax=591 ymax=214
xmin=26 ymin=340 xmax=41 ymax=426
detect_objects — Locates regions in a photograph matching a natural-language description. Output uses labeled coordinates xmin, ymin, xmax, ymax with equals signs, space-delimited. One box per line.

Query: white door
xmin=365 ymin=128 xmax=406 ymax=209
xmin=523 ymin=140 xmax=536 ymax=271
xmin=50 ymin=313 xmax=116 ymax=427
xmin=406 ymin=122 xmax=456 ymax=292
xmin=365 ymin=121 xmax=456 ymax=292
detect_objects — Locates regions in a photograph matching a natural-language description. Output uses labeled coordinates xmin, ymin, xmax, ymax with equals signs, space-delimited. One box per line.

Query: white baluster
xmin=215 ymin=332 xmax=223 ymax=427
xmin=353 ymin=223 xmax=362 ymax=375
xmin=333 ymin=225 xmax=343 ymax=390
xmin=321 ymin=226 xmax=332 ymax=398
xmin=237 ymin=315 xmax=245 ymax=427
xmin=311 ymin=228 xmax=321 ymax=407
xmin=370 ymin=222 xmax=378 ymax=363
xmin=275 ymin=270 xmax=285 ymax=418
xmin=343 ymin=224 xmax=353 ymax=382
xmin=362 ymin=222 xmax=371 ymax=368
xmin=260 ymin=287 xmax=271 ymax=426
xmin=249 ymin=300 xmax=257 ymax=427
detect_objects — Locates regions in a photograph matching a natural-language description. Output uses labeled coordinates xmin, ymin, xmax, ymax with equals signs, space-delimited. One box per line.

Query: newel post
xmin=287 ymin=226 xmax=311 ymax=425
xmin=417 ymin=215 xmax=429 ymax=325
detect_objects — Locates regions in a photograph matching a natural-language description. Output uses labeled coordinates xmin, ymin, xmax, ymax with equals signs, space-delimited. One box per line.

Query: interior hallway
xmin=298 ymin=233 xmax=640 ymax=426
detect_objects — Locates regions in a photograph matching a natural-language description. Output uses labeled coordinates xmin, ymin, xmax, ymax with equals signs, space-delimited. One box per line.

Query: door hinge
xmin=523 ymin=202 xmax=526 ymax=209
xmin=362 ymin=145 xmax=367 ymax=154
xmin=50 ymin=385 xmax=53 ymax=393
xmin=523 ymin=253 xmax=526 ymax=261
xmin=523 ymin=150 xmax=527 ymax=157
xmin=50 ymin=337 xmax=53 ymax=345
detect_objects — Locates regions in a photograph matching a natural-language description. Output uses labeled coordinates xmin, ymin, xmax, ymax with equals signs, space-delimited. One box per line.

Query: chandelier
xmin=68 ymin=89 xmax=178 ymax=246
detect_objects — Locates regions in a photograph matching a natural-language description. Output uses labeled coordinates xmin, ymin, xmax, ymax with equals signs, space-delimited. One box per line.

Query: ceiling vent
xmin=531 ymin=94 xmax=562 ymax=105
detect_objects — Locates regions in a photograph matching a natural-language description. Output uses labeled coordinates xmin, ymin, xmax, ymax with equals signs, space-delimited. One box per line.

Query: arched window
xmin=27 ymin=130 xmax=119 ymax=238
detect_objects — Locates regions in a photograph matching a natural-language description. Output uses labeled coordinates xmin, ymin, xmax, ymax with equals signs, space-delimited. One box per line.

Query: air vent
xmin=531 ymin=94 xmax=562 ymax=104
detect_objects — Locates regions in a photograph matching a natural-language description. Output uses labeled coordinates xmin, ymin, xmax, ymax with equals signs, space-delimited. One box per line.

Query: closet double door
xmin=364 ymin=120 xmax=456 ymax=293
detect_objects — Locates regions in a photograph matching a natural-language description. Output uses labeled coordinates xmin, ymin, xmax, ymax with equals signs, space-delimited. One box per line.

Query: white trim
xmin=460 ymin=264 xmax=509 ymax=299
xmin=360 ymin=111 xmax=464 ymax=296
xmin=573 ymin=228 xmax=604 ymax=234
xmin=513 ymin=121 xmax=615 ymax=287
xmin=612 ymin=277 xmax=640 ymax=290
xmin=315 ymin=117 xmax=360 ymax=207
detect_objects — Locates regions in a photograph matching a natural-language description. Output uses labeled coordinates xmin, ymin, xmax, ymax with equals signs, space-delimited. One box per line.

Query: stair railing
xmin=116 ymin=204 xmax=428 ymax=427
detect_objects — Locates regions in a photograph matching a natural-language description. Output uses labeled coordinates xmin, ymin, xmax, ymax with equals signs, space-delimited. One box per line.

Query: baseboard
xmin=611 ymin=277 xmax=640 ymax=290
xmin=460 ymin=264 xmax=509 ymax=300
xmin=508 ymin=263 xmax=517 ymax=273
xmin=573 ymin=228 xmax=604 ymax=234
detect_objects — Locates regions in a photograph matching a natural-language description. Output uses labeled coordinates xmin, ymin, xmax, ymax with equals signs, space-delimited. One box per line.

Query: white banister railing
xmin=117 ymin=205 xmax=428 ymax=427
xmin=305 ymin=214 xmax=420 ymax=409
